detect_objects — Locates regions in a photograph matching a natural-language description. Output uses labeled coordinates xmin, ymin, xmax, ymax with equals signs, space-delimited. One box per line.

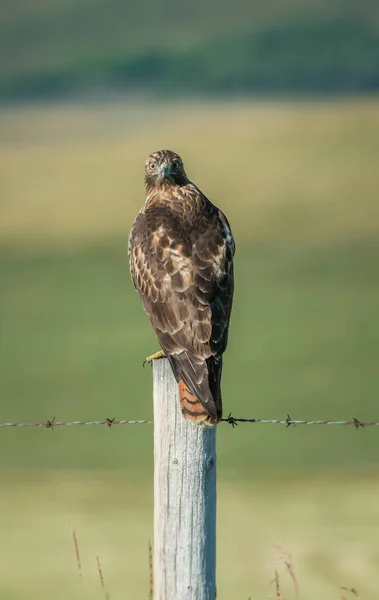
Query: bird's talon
xmin=142 ymin=350 xmax=166 ymax=368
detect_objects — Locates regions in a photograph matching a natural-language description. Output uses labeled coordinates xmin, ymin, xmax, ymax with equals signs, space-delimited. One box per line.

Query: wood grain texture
xmin=153 ymin=358 xmax=217 ymax=600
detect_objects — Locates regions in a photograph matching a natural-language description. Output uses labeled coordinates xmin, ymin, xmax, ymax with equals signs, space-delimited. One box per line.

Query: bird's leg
xmin=142 ymin=349 xmax=166 ymax=367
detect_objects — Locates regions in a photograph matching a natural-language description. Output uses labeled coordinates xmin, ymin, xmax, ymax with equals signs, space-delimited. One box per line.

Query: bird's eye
xmin=149 ymin=162 xmax=156 ymax=171
xmin=172 ymin=161 xmax=180 ymax=171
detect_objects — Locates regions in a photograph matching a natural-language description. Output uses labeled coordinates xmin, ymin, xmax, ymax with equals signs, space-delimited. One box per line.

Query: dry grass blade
xmin=96 ymin=555 xmax=110 ymax=600
xmin=148 ymin=541 xmax=153 ymax=600
xmin=71 ymin=525 xmax=82 ymax=579
xmin=340 ymin=586 xmax=360 ymax=598
xmin=272 ymin=546 xmax=298 ymax=598
xmin=270 ymin=569 xmax=284 ymax=599
xmin=284 ymin=556 xmax=299 ymax=597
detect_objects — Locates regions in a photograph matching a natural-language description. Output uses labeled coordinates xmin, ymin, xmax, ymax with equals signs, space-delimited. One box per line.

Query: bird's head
xmin=144 ymin=149 xmax=188 ymax=191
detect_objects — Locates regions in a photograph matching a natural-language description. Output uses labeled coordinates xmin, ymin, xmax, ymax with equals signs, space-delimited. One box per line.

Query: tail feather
xmin=206 ymin=357 xmax=223 ymax=423
xmin=179 ymin=380 xmax=211 ymax=424
xmin=168 ymin=353 xmax=222 ymax=425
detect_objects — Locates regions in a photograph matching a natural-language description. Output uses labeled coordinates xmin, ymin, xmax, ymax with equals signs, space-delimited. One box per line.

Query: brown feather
xmin=179 ymin=380 xmax=210 ymax=424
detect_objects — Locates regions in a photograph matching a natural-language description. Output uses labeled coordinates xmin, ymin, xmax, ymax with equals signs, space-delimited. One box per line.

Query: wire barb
xmin=286 ymin=414 xmax=294 ymax=428
xmin=221 ymin=413 xmax=239 ymax=427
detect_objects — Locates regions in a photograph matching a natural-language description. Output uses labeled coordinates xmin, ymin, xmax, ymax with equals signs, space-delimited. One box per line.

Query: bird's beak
xmin=158 ymin=162 xmax=171 ymax=180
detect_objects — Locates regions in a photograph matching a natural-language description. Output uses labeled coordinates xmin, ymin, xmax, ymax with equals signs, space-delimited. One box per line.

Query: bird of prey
xmin=129 ymin=150 xmax=235 ymax=425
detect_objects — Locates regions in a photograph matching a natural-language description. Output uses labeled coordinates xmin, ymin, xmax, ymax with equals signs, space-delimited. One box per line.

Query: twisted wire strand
xmin=220 ymin=414 xmax=377 ymax=429
xmin=0 ymin=418 xmax=152 ymax=428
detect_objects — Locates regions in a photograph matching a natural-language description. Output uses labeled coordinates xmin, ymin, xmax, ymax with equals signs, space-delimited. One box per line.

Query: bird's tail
xmin=178 ymin=357 xmax=222 ymax=426
xmin=167 ymin=353 xmax=222 ymax=425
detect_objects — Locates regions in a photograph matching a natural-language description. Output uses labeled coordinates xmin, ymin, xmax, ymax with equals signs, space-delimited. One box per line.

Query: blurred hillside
xmin=1 ymin=0 xmax=379 ymax=99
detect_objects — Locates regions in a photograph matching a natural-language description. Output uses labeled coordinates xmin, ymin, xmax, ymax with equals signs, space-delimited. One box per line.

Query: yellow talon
xmin=142 ymin=350 xmax=166 ymax=367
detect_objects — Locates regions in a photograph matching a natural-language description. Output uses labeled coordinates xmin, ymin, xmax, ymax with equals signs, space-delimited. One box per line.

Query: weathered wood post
xmin=153 ymin=358 xmax=217 ymax=600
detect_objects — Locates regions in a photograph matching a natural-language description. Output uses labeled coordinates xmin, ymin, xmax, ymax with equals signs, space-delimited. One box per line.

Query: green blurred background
xmin=1 ymin=2 xmax=379 ymax=599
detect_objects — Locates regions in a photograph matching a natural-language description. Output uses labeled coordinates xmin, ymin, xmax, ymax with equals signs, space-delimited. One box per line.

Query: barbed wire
xmin=0 ymin=414 xmax=377 ymax=430
xmin=222 ymin=414 xmax=377 ymax=429
xmin=0 ymin=418 xmax=152 ymax=428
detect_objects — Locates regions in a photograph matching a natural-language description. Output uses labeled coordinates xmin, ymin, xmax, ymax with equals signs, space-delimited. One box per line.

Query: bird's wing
xmin=129 ymin=189 xmax=234 ymax=422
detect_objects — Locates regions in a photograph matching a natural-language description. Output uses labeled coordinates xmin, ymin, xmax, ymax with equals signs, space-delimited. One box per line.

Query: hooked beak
xmin=158 ymin=161 xmax=171 ymax=181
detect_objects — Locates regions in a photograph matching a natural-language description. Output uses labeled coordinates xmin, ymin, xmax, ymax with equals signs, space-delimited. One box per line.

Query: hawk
xmin=129 ymin=150 xmax=235 ymax=425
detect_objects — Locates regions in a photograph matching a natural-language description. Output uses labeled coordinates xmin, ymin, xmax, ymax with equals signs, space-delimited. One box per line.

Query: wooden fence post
xmin=153 ymin=358 xmax=217 ymax=600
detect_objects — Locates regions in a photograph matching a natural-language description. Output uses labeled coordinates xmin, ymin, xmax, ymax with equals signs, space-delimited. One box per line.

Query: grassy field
xmin=1 ymin=472 xmax=379 ymax=599
xmin=0 ymin=98 xmax=379 ymax=598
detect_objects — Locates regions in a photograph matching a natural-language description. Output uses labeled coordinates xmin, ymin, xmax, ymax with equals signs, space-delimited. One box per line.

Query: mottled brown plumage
xmin=129 ymin=150 xmax=235 ymax=425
